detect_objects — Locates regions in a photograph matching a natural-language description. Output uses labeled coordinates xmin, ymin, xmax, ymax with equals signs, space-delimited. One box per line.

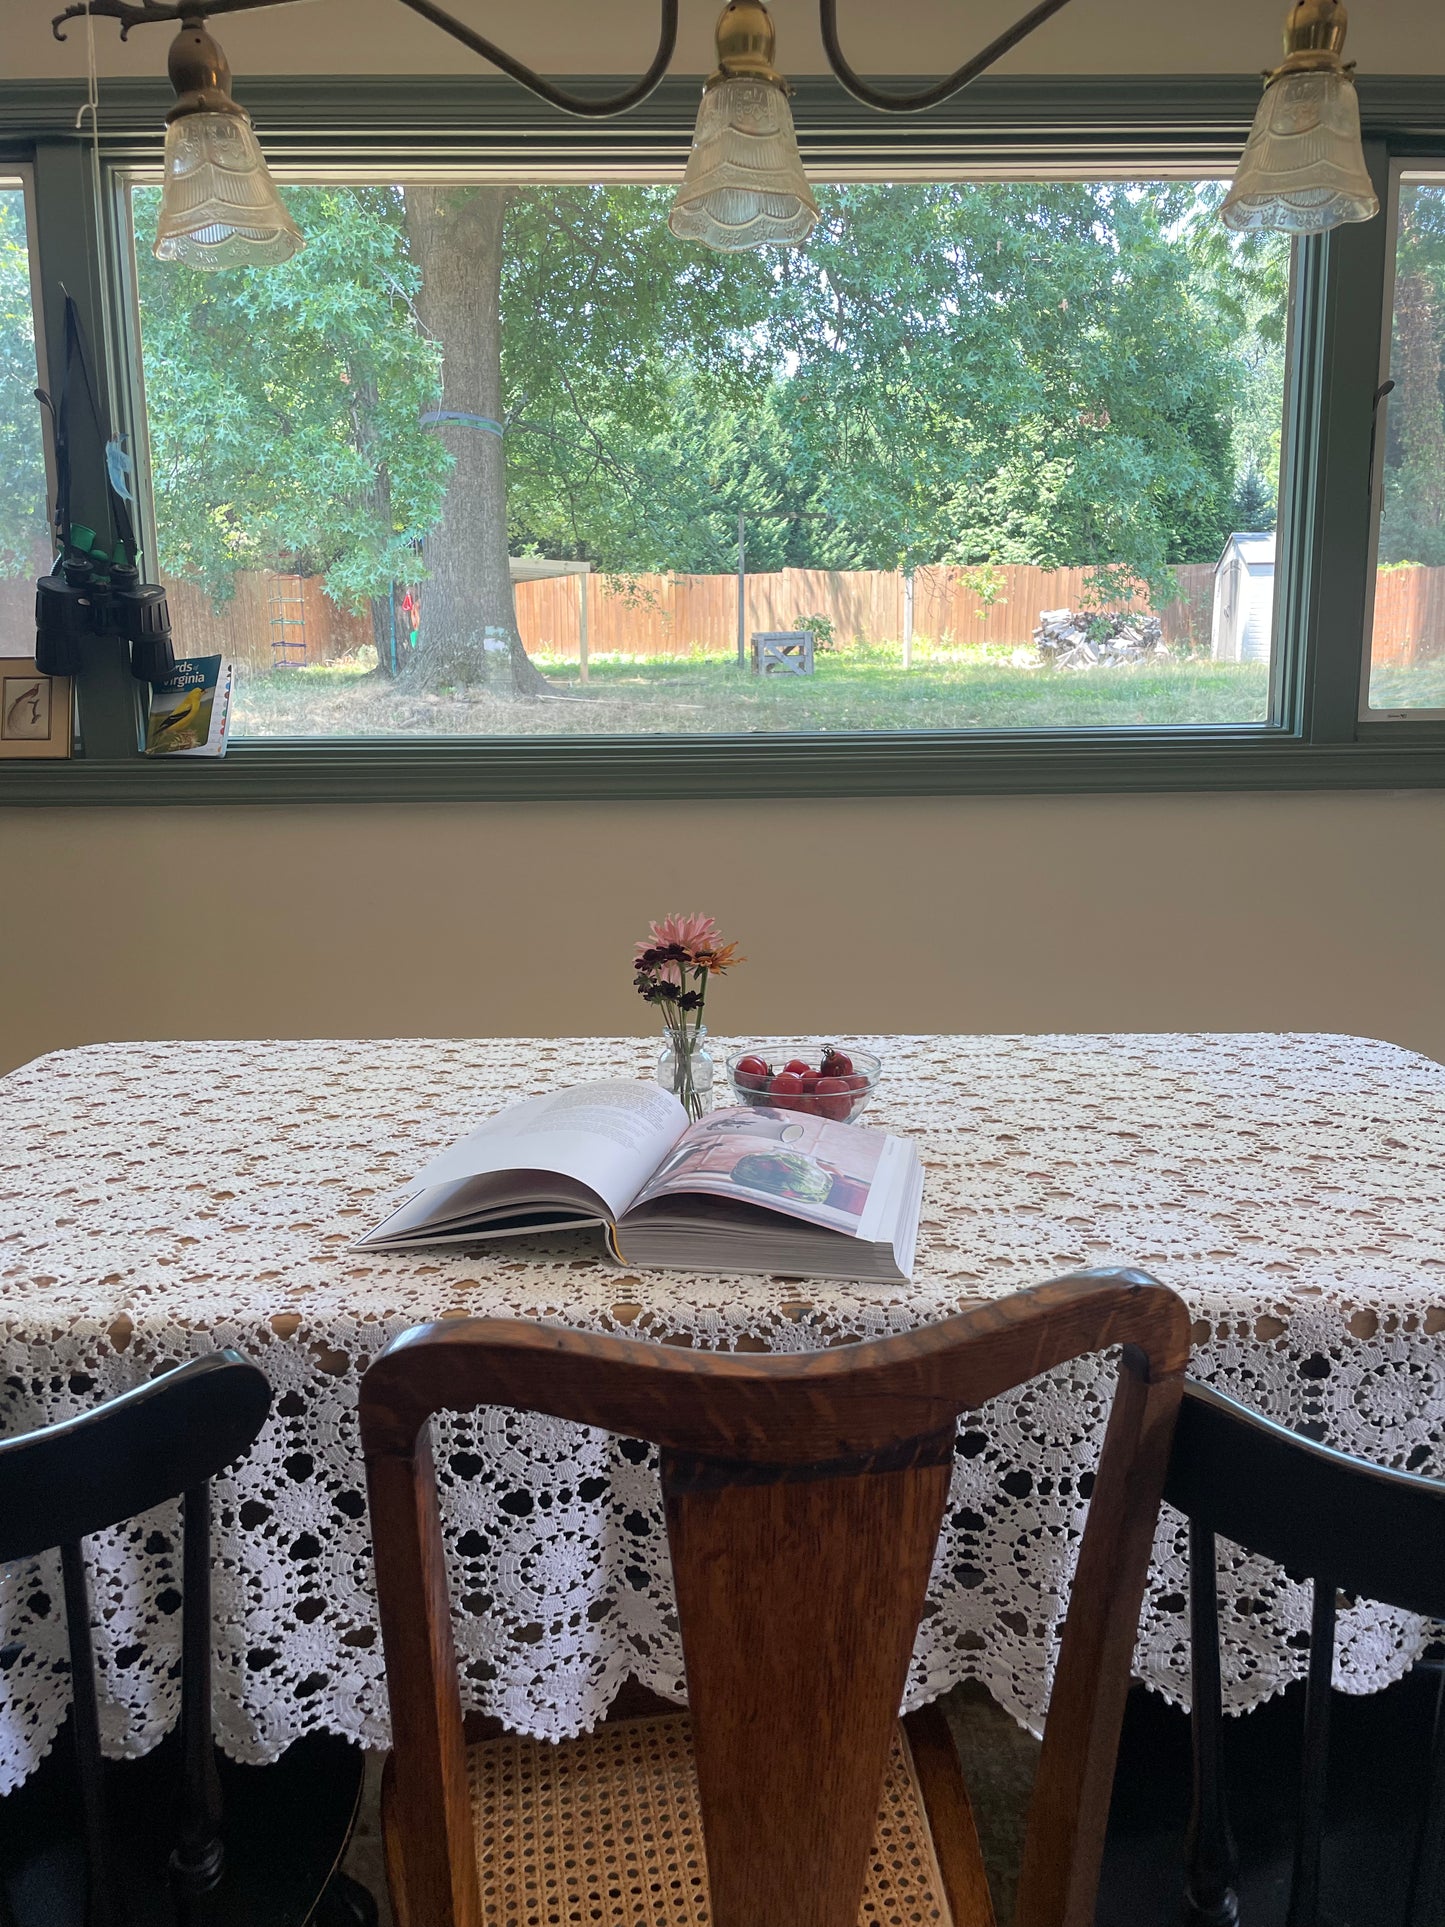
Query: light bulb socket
xmin=708 ymin=0 xmax=787 ymax=91
xmin=165 ymin=17 xmax=247 ymax=123
xmin=1267 ymin=0 xmax=1354 ymax=85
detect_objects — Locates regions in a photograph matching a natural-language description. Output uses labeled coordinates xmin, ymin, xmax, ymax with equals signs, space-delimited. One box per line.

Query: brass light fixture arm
xmin=53 ymin=0 xmax=1083 ymax=120
xmin=818 ymin=0 xmax=1078 ymax=111
xmin=390 ymin=0 xmax=676 ymax=117
xmin=52 ymin=0 xmax=680 ymax=119
xmin=54 ymin=0 xmax=316 ymax=42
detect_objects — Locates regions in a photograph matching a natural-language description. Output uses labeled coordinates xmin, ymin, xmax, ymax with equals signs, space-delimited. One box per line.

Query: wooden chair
xmin=1117 ymin=1379 xmax=1445 ymax=1927
xmin=0 ymin=1349 xmax=378 ymax=1927
xmin=359 ymin=1268 xmax=1190 ymax=1927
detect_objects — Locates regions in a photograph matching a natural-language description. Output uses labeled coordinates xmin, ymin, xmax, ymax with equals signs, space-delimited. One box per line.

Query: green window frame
xmin=2 ymin=72 xmax=1444 ymax=805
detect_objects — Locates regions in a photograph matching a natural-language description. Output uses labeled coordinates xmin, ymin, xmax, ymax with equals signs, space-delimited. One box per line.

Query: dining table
xmin=1 ymin=1028 xmax=1443 ymax=1796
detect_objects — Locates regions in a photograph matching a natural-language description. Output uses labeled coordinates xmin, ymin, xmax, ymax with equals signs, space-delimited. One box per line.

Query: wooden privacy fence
xmin=10 ymin=556 xmax=1443 ymax=670
xmin=103 ymin=561 xmax=1218 ymax=670
xmin=0 ymin=567 xmax=372 ymax=671
xmin=1370 ymin=566 xmax=1445 ymax=667
xmin=163 ymin=573 xmax=372 ymax=669
xmin=512 ymin=563 xmax=1219 ymax=662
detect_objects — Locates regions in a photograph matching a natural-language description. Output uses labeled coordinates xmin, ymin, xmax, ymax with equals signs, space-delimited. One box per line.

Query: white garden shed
xmin=1211 ymin=531 xmax=1276 ymax=664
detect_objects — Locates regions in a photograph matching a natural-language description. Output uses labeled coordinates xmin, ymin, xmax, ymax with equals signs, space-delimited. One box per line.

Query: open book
xmin=357 ymin=1080 xmax=923 ymax=1283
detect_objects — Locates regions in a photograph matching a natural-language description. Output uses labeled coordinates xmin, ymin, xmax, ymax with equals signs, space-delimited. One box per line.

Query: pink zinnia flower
xmin=648 ymin=913 xmax=721 ymax=954
xmin=633 ymin=914 xmax=722 ymax=975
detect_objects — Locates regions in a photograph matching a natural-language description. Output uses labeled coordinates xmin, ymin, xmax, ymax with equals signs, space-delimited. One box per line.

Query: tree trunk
xmin=369 ymin=584 xmax=402 ymax=677
xmin=349 ymin=371 xmax=405 ymax=679
xmin=402 ymin=185 xmax=553 ymax=697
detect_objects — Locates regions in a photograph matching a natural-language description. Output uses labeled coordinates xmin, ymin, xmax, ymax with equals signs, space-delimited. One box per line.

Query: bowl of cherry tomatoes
xmin=725 ymin=1044 xmax=880 ymax=1123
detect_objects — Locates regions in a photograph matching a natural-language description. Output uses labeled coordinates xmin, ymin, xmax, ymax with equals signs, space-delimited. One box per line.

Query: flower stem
xmin=665 ymin=992 xmax=705 ymax=1122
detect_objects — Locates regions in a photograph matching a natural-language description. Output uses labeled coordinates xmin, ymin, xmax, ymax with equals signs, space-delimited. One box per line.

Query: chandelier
xmin=54 ymin=0 xmax=1379 ymax=264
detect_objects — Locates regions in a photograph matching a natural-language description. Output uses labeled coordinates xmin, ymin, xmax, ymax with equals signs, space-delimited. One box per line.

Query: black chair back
xmin=0 ymin=1352 xmax=271 ymax=1927
xmin=1168 ymin=1379 xmax=1445 ymax=1927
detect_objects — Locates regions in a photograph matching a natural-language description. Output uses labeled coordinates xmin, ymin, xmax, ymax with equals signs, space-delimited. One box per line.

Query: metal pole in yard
xmin=737 ymin=510 xmax=746 ymax=671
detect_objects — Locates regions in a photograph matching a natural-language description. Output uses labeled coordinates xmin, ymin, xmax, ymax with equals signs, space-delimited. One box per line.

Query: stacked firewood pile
xmin=1033 ymin=608 xmax=1167 ymax=669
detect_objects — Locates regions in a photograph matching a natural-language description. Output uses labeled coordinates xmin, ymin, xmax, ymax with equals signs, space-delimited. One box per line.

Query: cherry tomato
xmin=783 ymin=1058 xmax=812 ymax=1077
xmin=734 ymin=1054 xmax=770 ymax=1080
xmin=820 ymin=1047 xmax=854 ymax=1078
xmin=768 ymin=1071 xmax=804 ymax=1111
xmin=800 ymin=1071 xmax=821 ymax=1093
xmin=814 ymin=1075 xmax=852 ymax=1122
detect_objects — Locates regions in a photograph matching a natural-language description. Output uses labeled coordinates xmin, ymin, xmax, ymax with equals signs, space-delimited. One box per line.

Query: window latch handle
xmin=1368 ymin=378 xmax=1396 ymax=502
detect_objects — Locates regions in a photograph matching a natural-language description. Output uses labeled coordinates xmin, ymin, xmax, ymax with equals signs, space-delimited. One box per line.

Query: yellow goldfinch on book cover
xmin=144 ymin=656 xmax=224 ymax=755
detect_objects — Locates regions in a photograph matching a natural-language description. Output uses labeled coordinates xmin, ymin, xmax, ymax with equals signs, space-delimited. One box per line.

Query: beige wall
xmin=6 ymin=3 xmax=1444 ymax=1076
xmin=10 ymin=0 xmax=1444 ymax=81
xmin=4 ymin=790 xmax=1443 ymax=1075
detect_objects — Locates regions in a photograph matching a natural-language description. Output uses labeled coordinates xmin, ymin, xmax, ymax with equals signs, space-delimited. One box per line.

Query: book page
xmin=626 ymin=1105 xmax=897 ymax=1237
xmin=400 ymin=1079 xmax=689 ymax=1224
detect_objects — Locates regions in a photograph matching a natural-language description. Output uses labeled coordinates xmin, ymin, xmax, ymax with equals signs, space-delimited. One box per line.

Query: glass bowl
xmin=724 ymin=1045 xmax=881 ymax=1124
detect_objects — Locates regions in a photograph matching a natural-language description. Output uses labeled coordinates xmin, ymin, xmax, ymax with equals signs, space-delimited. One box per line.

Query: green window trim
xmin=1 ymin=73 xmax=1443 ymax=806
xmin=5 ymin=731 xmax=1444 ymax=807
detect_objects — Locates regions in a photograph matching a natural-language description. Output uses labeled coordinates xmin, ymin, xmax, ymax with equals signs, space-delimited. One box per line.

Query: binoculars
xmin=35 ymin=524 xmax=174 ymax=685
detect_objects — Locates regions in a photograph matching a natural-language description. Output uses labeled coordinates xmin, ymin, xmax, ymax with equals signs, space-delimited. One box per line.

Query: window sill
xmin=2 ymin=729 xmax=1443 ymax=806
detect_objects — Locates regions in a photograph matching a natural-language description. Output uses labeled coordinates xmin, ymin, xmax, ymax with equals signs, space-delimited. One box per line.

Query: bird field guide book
xmin=356 ymin=1080 xmax=924 ymax=1283
xmin=143 ymin=655 xmax=232 ymax=757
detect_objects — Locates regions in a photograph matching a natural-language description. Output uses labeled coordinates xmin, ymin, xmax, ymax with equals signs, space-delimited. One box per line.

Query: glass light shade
xmin=154 ymin=111 xmax=304 ymax=270
xmin=669 ymin=77 xmax=819 ymax=252
xmin=1221 ymin=70 xmax=1379 ymax=234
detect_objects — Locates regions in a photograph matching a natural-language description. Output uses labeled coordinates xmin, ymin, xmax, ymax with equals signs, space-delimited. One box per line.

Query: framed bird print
xmin=0 ymin=660 xmax=72 ymax=760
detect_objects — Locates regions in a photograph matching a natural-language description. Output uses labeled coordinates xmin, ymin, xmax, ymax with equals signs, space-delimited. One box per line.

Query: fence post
xmin=578 ymin=572 xmax=589 ymax=683
xmin=902 ymin=567 xmax=914 ymax=670
xmin=736 ymin=511 xmax=746 ymax=670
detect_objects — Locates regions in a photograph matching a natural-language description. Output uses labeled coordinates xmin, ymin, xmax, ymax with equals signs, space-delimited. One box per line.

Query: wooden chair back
xmin=0 ymin=1351 xmax=272 ymax=1927
xmin=360 ymin=1269 xmax=1189 ymax=1927
xmin=1165 ymin=1380 xmax=1445 ymax=1927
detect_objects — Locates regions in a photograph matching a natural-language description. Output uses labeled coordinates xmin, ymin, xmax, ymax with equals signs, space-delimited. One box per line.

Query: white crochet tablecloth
xmin=1 ymin=1031 xmax=1443 ymax=1792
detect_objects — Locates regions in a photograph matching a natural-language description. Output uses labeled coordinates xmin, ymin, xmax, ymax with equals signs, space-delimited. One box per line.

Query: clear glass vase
xmin=656 ymin=1024 xmax=713 ymax=1122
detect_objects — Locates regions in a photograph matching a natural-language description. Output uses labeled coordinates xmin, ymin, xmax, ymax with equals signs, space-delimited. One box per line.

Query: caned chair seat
xmin=458 ymin=1712 xmax=955 ymax=1927
xmin=362 ymin=1278 xmax=1191 ymax=1927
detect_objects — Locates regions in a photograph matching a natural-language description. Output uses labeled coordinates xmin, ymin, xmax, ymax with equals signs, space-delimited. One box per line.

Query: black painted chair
xmin=1100 ymin=1379 xmax=1445 ymax=1927
xmin=0 ymin=1350 xmax=378 ymax=1927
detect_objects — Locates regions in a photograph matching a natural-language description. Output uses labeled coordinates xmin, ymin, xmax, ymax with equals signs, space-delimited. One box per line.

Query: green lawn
xmin=1366 ymin=660 xmax=1445 ymax=711
xmin=232 ymin=647 xmax=1272 ymax=738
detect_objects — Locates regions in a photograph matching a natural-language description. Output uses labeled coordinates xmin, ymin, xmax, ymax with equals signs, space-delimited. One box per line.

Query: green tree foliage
xmin=515 ymin=183 xmax=1286 ymax=599
xmin=1229 ymin=465 xmax=1277 ymax=533
xmin=765 ymin=183 xmax=1267 ymax=598
xmin=0 ymin=188 xmax=48 ymax=575
xmin=499 ymin=185 xmax=775 ymax=571
xmin=1380 ymin=183 xmax=1445 ymax=567
xmin=121 ymin=176 xmax=1290 ymax=637
xmin=132 ymin=184 xmax=449 ymax=606
xmin=1181 ymin=182 xmax=1290 ymax=515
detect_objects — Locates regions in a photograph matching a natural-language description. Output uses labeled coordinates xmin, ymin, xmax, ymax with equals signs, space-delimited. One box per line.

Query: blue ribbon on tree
xmin=420 ymin=410 xmax=505 ymax=436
